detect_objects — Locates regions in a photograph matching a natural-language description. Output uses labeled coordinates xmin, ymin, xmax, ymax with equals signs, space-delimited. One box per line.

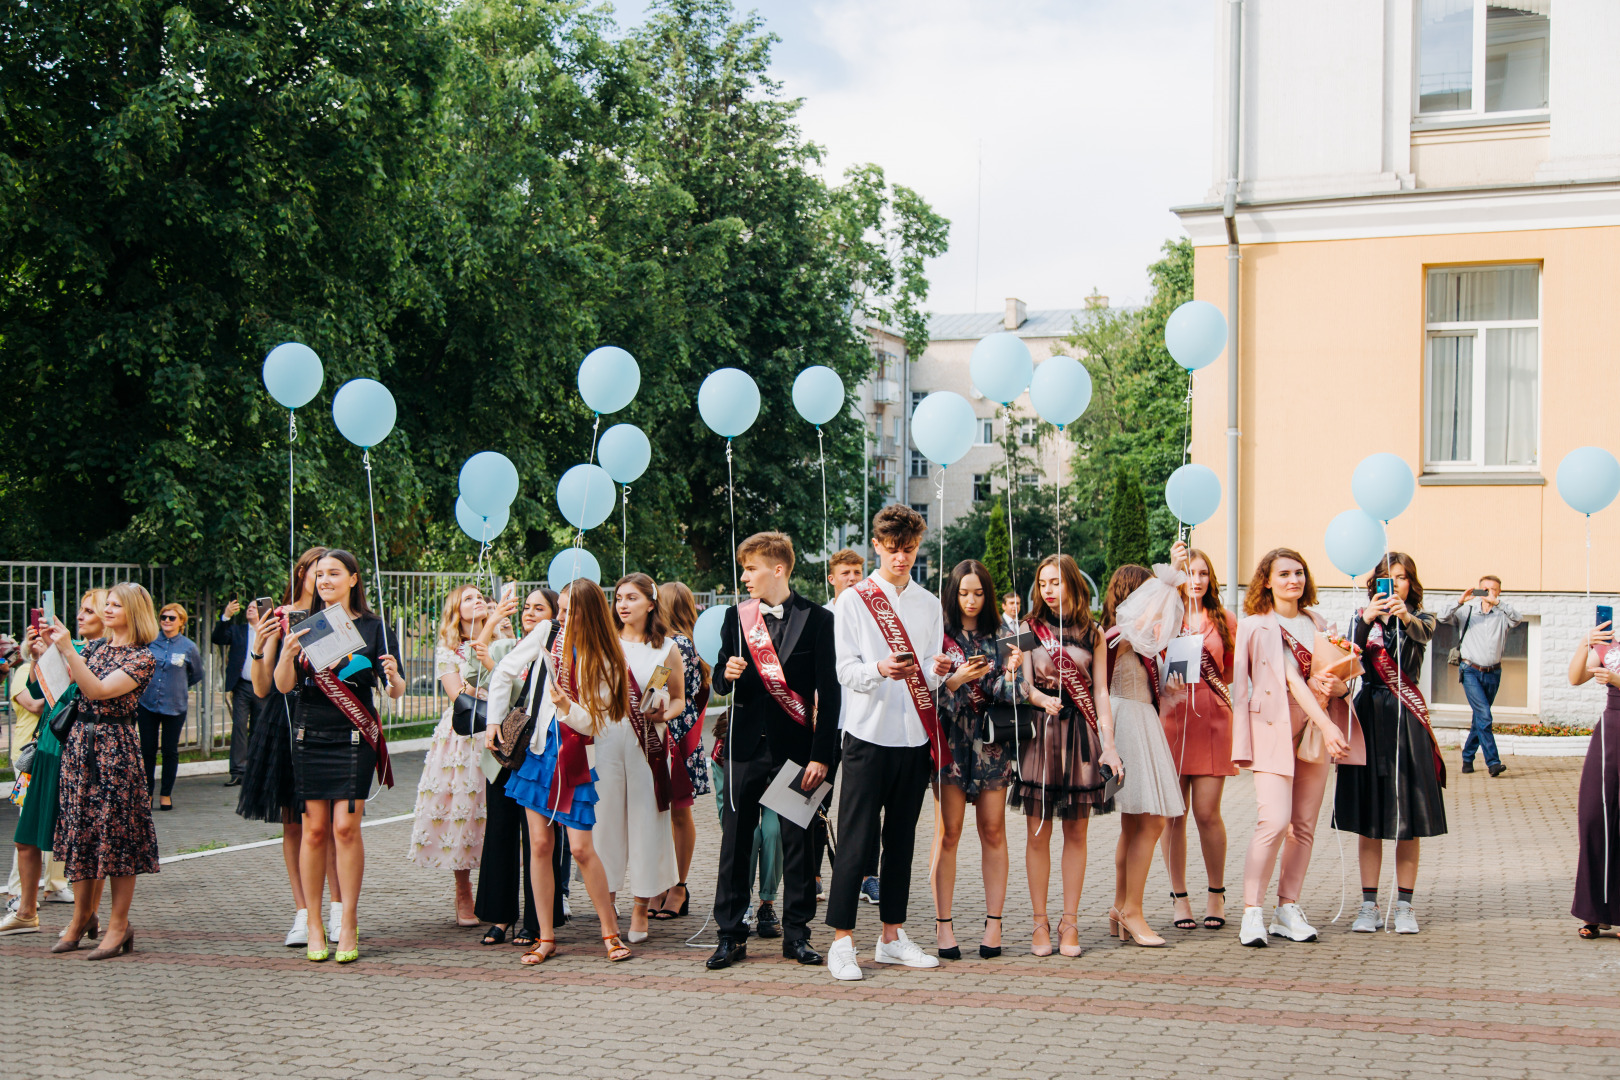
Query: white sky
xmin=609 ymin=0 xmax=1216 ymax=313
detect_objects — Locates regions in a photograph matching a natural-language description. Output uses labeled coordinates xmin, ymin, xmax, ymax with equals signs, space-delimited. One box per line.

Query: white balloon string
xmin=818 ymin=426 xmax=830 ymax=604
xmin=726 ymin=436 xmax=739 ymax=813
xmin=363 ymin=448 xmax=390 ymax=683
xmin=621 ymin=484 xmax=630 ymax=580
xmin=571 ymin=413 xmax=603 ymax=584
xmin=288 ymin=410 xmax=297 ymax=590
xmin=936 ymin=466 xmax=946 ymax=594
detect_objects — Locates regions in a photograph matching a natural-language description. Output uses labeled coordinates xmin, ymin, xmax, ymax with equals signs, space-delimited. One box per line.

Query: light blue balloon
xmin=456 ymin=496 xmax=509 ymax=543
xmin=1351 ymin=452 xmax=1415 ymax=522
xmin=262 ymin=342 xmax=324 ymax=409
xmin=1029 ymin=355 xmax=1092 ymax=427
xmin=1557 ymin=446 xmax=1620 ymax=516
xmin=458 ymin=451 xmax=519 ymax=518
xmin=556 ymin=463 xmax=616 ymax=530
xmin=1164 ymin=463 xmax=1221 ymax=526
xmin=1164 ymin=300 xmax=1228 ymax=372
xmin=547 ymin=547 xmax=602 ymax=591
xmin=598 ymin=424 xmax=651 ymax=484
xmin=969 ymin=332 xmax=1034 ymax=404
xmin=577 ymin=346 xmax=640 ymax=415
xmin=1324 ymin=509 xmax=1388 ymax=578
xmin=694 ymin=603 xmax=730 ymax=666
xmin=792 ymin=366 xmax=845 ymax=426
xmin=697 ymin=367 xmax=761 ymax=438
xmin=910 ymin=391 xmax=976 ymax=466
xmin=331 ymin=378 xmax=397 ymax=448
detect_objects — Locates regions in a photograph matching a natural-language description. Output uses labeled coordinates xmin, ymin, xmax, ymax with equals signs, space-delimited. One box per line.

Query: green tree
xmin=1106 ymin=465 xmax=1151 ymax=574
xmin=981 ymin=498 xmax=1012 ymax=600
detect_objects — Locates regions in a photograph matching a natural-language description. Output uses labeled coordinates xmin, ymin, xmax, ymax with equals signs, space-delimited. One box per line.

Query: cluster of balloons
xmin=457 ymin=451 xmax=519 ymax=544
xmin=1323 ymin=453 xmax=1413 ymax=577
xmin=262 ymin=342 xmax=399 ymax=450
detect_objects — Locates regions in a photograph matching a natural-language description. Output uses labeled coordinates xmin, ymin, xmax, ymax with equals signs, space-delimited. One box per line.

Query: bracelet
xmin=250 ymin=652 xmax=264 ymax=661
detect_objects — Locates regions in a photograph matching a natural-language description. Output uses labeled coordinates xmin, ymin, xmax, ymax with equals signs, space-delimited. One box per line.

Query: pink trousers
xmin=1242 ymin=761 xmax=1330 ymax=907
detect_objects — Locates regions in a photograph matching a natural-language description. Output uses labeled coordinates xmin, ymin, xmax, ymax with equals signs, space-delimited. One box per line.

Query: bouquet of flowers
xmin=1313 ymin=631 xmax=1363 ymax=683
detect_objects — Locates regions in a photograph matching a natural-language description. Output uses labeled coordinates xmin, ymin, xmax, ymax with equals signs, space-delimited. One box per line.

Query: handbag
xmin=48 ymin=694 xmax=80 ymax=742
xmin=493 ymin=656 xmax=546 ymax=770
xmin=451 ymin=688 xmax=488 ymax=736
xmin=1293 ymin=717 xmax=1326 ymax=764
xmin=1447 ymin=606 xmax=1473 ymax=678
xmin=981 ymin=704 xmax=1036 ymax=745
xmin=13 ymin=740 xmax=36 ymax=776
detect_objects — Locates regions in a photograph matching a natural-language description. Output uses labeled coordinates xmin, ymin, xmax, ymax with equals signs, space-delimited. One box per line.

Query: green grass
xmin=176 ymin=839 xmax=229 ymax=855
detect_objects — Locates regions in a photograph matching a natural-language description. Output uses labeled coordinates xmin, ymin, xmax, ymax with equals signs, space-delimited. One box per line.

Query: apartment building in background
xmin=1176 ymin=0 xmax=1620 ymax=724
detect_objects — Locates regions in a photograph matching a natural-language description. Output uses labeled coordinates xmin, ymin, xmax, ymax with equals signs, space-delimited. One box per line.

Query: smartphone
xmin=27 ymin=608 xmax=42 ymax=632
xmin=1598 ymin=605 xmax=1613 ymax=628
xmin=252 ymin=596 xmax=277 ymax=616
xmin=998 ymin=630 xmax=1039 ymax=654
xmin=1375 ymin=577 xmax=1393 ymax=597
xmin=892 ymin=651 xmax=916 ymax=665
xmin=500 ymin=581 xmax=517 ymax=604
xmin=284 ymin=609 xmax=311 ymax=629
xmin=40 ymin=591 xmax=54 ymax=630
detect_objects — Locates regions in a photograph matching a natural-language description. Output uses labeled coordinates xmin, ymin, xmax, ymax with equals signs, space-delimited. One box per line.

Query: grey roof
xmin=927 ymin=309 xmax=1088 ymax=341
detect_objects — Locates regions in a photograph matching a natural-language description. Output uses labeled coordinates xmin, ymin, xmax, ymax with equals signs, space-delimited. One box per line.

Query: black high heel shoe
xmin=1204 ymin=887 xmax=1227 ymax=930
xmin=979 ymin=914 xmax=1003 ymax=959
xmin=935 ymin=917 xmax=960 ymax=960
xmin=652 ymin=882 xmax=689 ymax=920
xmin=1170 ymin=891 xmax=1197 ymax=930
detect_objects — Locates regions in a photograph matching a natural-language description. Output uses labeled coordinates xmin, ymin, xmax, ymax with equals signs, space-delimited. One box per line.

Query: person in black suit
xmin=708 ymin=532 xmax=841 ymax=969
xmin=212 ymin=598 xmax=267 ymax=785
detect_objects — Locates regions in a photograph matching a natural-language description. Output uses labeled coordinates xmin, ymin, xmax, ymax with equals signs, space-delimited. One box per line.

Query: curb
xmin=173 ymin=736 xmax=435 ymax=777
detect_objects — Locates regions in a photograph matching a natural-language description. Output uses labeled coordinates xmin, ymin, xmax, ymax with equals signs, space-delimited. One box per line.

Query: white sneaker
xmin=1269 ymin=903 xmax=1318 ymax=942
xmin=1351 ymin=901 xmax=1380 ymax=933
xmin=285 ymin=909 xmax=309 ymax=947
xmin=1238 ymin=905 xmax=1269 ymax=947
xmin=562 ymin=897 xmax=572 ymax=919
xmin=873 ymin=928 xmax=940 ymax=969
xmin=43 ymin=886 xmax=75 ymax=904
xmin=826 ymin=936 xmax=863 ymax=981
xmin=329 ymin=903 xmax=359 ymax=941
xmin=1393 ymin=901 xmax=1420 ymax=934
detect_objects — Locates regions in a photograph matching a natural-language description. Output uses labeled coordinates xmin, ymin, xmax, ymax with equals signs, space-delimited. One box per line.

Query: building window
xmin=1425 ymin=264 xmax=1539 ymax=471
xmin=972 ymin=474 xmax=991 ymax=502
xmin=976 ymin=419 xmax=995 ymax=445
xmin=909 ymin=449 xmax=930 ymax=478
xmin=1019 ymin=473 xmax=1040 ymax=488
xmin=1417 ymin=1 xmax=1550 ymax=118
xmin=1429 ymin=617 xmax=1533 ymax=712
xmin=1019 ymin=420 xmax=1036 ymax=445
xmin=909 ymin=502 xmax=931 ymax=524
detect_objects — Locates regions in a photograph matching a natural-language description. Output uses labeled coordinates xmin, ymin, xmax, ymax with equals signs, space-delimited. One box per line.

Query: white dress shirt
xmin=834 ymin=573 xmax=944 ymax=748
xmin=489 ymin=619 xmax=564 ymax=753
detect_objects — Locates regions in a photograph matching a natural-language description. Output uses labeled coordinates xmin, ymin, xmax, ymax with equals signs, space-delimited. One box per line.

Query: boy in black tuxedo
xmin=708 ymin=532 xmax=841 ymax=969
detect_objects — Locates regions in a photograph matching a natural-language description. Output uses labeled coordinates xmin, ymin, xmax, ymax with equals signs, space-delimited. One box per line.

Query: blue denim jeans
xmin=1461 ymin=664 xmax=1502 ymax=768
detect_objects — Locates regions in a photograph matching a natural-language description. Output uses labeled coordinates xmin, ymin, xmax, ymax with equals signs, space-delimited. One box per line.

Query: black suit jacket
xmin=211 ymin=619 xmax=252 ymax=693
xmin=715 ymin=591 xmax=842 ymax=766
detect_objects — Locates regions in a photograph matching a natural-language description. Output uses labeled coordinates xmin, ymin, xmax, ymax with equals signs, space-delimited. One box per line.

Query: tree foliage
xmin=1105 ymin=465 xmax=1150 ymax=574
xmin=0 ymin=0 xmax=948 ymax=596
xmin=980 ymin=497 xmax=1011 ymax=602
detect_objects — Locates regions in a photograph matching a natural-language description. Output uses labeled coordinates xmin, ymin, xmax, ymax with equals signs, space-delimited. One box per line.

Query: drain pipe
xmin=1223 ymin=0 xmax=1243 ymax=611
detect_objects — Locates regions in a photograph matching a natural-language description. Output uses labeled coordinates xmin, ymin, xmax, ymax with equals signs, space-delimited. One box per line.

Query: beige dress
xmin=1109 ymin=648 xmax=1185 ymax=817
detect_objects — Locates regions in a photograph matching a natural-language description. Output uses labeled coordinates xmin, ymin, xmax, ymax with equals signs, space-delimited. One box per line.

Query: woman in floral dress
xmin=409 ymin=584 xmax=493 ymax=925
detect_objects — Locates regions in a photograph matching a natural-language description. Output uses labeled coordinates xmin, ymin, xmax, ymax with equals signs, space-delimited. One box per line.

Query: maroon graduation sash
xmin=545 ymin=620 xmax=594 ymax=816
xmin=626 ymin=663 xmax=674 ymax=813
xmin=739 ymin=600 xmax=810 ymax=727
xmin=308 ymin=666 xmax=394 ymax=789
xmin=941 ymin=632 xmax=988 ymax=712
xmin=853 ymin=579 xmax=951 ymax=769
xmin=1027 ymin=618 xmax=1099 ymax=736
xmin=1200 ymin=647 xmax=1233 ymax=710
xmin=1365 ymin=628 xmax=1448 ymax=789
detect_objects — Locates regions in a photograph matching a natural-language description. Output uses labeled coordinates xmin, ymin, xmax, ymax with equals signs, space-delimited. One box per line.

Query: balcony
xmin=871 ymin=379 xmax=899 ymax=404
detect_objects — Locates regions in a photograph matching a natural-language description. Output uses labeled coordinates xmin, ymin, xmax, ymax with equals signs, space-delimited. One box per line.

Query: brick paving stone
xmin=3 ymin=756 xmax=1617 ymax=1078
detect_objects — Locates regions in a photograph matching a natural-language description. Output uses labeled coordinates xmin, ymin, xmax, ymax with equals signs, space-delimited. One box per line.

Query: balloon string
xmin=621 ymin=484 xmax=631 ymax=580
xmin=935 ymin=466 xmax=946 ymax=594
xmin=1177 ymin=373 xmax=1195 ymax=546
xmin=726 ymin=436 xmax=739 ymax=814
xmin=288 ymin=410 xmax=297 ymax=592
xmin=572 ymin=413 xmax=603 ymax=583
xmin=818 ymin=426 xmax=830 ymax=604
xmin=364 ymin=448 xmax=390 ymax=712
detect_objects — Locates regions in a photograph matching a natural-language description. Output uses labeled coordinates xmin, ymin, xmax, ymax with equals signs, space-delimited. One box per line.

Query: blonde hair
xmin=159 ymin=602 xmax=189 ymax=631
xmin=77 ymin=589 xmax=109 ymax=638
xmin=737 ymin=532 xmax=796 ymax=575
xmin=436 ymin=584 xmax=483 ymax=650
xmin=109 ymin=582 xmax=159 ymax=646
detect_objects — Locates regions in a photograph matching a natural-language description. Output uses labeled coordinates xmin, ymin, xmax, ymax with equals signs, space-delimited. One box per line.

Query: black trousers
xmin=714 ymin=750 xmax=816 ymax=943
xmin=825 ymin=734 xmax=931 ymax=931
xmin=137 ymin=706 xmax=187 ymax=797
xmin=228 ymin=684 xmax=265 ymax=779
xmin=474 ymin=769 xmax=541 ymax=935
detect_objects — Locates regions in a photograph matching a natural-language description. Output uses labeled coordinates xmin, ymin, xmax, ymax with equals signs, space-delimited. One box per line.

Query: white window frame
xmin=976 ymin=418 xmax=995 ymax=445
xmin=1422 ymin=263 xmax=1542 ymax=475
xmin=1413 ymin=0 xmax=1551 ymax=123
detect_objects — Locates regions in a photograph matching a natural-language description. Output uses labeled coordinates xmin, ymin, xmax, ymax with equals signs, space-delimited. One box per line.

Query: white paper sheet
xmin=35 ymin=645 xmax=72 ymax=701
xmin=759 ymin=758 xmax=833 ymax=829
xmin=1165 ymin=634 xmax=1203 ymax=685
xmin=297 ymin=605 xmax=368 ymax=673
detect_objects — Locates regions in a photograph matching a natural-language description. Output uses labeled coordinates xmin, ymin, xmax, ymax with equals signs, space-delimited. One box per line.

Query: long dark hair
xmin=1366 ymin=552 xmax=1424 ymax=611
xmin=613 ymin=572 xmax=667 ymax=648
xmin=312 ymin=549 xmax=375 ymax=619
xmin=942 ymin=559 xmax=998 ymax=636
xmin=282 ymin=546 xmax=328 ymax=606
xmin=563 ymin=579 xmax=631 ymax=733
xmin=1101 ymin=564 xmax=1152 ymax=630
xmin=1028 ymin=553 xmax=1097 ymax=646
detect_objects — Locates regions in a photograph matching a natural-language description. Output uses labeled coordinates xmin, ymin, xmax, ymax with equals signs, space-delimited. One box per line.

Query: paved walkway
xmin=5 ymin=755 xmax=1616 ymax=1079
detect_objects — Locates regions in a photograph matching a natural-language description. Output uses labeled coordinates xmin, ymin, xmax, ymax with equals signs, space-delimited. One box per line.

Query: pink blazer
xmin=1230 ymin=610 xmax=1364 ymax=776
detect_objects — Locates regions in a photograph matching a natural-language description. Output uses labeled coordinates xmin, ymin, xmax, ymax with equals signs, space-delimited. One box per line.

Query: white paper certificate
xmin=297 ymin=605 xmax=369 ymax=673
xmin=1165 ymin=634 xmax=1203 ymax=684
xmin=759 ymin=759 xmax=833 ymax=829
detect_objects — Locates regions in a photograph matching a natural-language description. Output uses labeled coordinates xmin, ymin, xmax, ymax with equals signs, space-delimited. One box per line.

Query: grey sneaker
xmin=1351 ymin=901 xmax=1380 ymax=933
xmin=1393 ymin=901 xmax=1420 ymax=934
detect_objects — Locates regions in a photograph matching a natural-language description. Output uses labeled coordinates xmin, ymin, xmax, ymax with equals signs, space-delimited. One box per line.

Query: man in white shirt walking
xmin=824 ymin=505 xmax=951 ymax=980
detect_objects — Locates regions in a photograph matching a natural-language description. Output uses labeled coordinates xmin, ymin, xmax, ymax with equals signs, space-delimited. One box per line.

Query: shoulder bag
xmin=451 ymin=687 xmax=489 ymax=736
xmin=1447 ymin=604 xmax=1473 ymax=679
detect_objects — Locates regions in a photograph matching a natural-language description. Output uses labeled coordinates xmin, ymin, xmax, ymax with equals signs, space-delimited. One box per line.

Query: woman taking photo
xmin=2 ymin=592 xmax=107 ymax=939
xmin=274 ymin=550 xmax=404 ymax=963
xmin=474 ymin=587 xmax=556 ymax=947
xmin=934 ymin=559 xmax=1024 ymax=960
xmin=649 ymin=580 xmax=712 ymax=921
xmin=1232 ymin=548 xmax=1355 ymax=948
xmin=47 ymin=583 xmax=162 ymax=959
xmin=137 ymin=603 xmax=203 ymax=811
xmin=1339 ymin=553 xmax=1443 ymax=935
xmin=1160 ymin=542 xmax=1238 ymax=932
xmin=489 ymin=579 xmax=634 ymax=963
xmin=608 ymin=573 xmax=682 ymax=942
xmin=1568 ymin=618 xmax=1620 ymax=939
xmin=1012 ymin=553 xmax=1120 ymax=958
xmin=1102 ymin=563 xmax=1186 ymax=948
xmin=408 ymin=584 xmax=493 ymax=926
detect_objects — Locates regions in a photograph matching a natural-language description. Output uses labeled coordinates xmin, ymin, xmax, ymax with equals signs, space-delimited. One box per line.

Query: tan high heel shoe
xmin=1107 ymin=907 xmax=1121 ymax=937
xmin=1116 ymin=911 xmax=1167 ymax=948
xmin=1031 ymin=914 xmax=1053 ymax=957
xmin=1057 ymin=914 xmax=1083 ymax=957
